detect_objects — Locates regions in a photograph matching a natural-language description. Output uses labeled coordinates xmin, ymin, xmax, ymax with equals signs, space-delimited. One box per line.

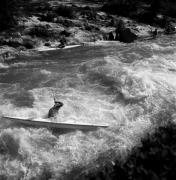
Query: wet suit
xmin=48 ymin=101 xmax=63 ymax=118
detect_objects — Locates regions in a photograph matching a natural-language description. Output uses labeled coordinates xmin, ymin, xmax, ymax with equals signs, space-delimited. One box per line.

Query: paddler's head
xmin=54 ymin=101 xmax=63 ymax=108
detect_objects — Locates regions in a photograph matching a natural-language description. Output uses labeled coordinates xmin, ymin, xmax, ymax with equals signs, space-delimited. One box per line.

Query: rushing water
xmin=1 ymin=36 xmax=176 ymax=179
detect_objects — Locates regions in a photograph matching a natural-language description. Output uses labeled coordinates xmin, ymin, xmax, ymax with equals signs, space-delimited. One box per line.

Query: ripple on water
xmin=1 ymin=37 xmax=176 ymax=179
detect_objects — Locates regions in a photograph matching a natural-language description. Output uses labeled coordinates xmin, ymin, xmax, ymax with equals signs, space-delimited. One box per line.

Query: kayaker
xmin=48 ymin=101 xmax=63 ymax=118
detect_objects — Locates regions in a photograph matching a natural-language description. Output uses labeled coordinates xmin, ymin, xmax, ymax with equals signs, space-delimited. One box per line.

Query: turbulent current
xmin=1 ymin=35 xmax=176 ymax=179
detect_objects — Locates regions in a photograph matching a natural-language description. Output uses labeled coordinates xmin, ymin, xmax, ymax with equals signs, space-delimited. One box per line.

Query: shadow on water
xmin=3 ymin=91 xmax=35 ymax=108
xmin=87 ymin=72 xmax=146 ymax=105
xmin=67 ymin=122 xmax=176 ymax=180
xmin=5 ymin=46 xmax=106 ymax=66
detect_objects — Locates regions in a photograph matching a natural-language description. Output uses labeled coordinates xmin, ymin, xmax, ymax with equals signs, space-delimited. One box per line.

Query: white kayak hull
xmin=1 ymin=116 xmax=108 ymax=131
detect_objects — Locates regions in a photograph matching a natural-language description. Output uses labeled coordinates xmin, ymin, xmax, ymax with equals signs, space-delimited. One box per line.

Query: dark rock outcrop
xmin=60 ymin=30 xmax=71 ymax=37
xmin=118 ymin=28 xmax=137 ymax=43
xmin=44 ymin=42 xmax=51 ymax=47
xmin=115 ymin=20 xmax=137 ymax=43
xmin=38 ymin=12 xmax=56 ymax=22
xmin=23 ymin=38 xmax=36 ymax=49
xmin=108 ymin=31 xmax=115 ymax=40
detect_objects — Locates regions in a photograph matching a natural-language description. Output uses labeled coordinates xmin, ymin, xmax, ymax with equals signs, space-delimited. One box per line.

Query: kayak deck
xmin=1 ymin=116 xmax=108 ymax=131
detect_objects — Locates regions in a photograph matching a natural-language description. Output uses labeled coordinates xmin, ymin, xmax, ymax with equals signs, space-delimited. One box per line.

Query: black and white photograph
xmin=0 ymin=0 xmax=176 ymax=179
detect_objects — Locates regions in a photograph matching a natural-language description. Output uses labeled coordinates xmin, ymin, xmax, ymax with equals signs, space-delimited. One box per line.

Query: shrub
xmin=60 ymin=30 xmax=71 ymax=37
xmin=0 ymin=0 xmax=20 ymax=30
xmin=55 ymin=4 xmax=75 ymax=18
xmin=102 ymin=0 xmax=138 ymax=17
xmin=38 ymin=12 xmax=56 ymax=22
xmin=102 ymin=0 xmax=176 ymax=19
xmin=23 ymin=39 xmax=36 ymax=49
xmin=28 ymin=25 xmax=51 ymax=38
xmin=160 ymin=1 xmax=176 ymax=18
xmin=44 ymin=42 xmax=51 ymax=47
xmin=35 ymin=2 xmax=52 ymax=12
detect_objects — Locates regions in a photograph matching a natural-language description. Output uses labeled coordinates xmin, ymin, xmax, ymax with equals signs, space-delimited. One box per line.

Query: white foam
xmin=1 ymin=37 xmax=176 ymax=179
xmin=40 ymin=69 xmax=52 ymax=75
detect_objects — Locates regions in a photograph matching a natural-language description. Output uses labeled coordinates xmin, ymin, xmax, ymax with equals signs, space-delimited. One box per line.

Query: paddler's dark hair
xmin=54 ymin=98 xmax=63 ymax=107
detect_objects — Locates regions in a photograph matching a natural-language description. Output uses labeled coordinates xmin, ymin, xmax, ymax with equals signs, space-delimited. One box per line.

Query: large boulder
xmin=108 ymin=31 xmax=115 ymax=40
xmin=28 ymin=25 xmax=51 ymax=38
xmin=115 ymin=20 xmax=137 ymax=43
xmin=118 ymin=28 xmax=137 ymax=43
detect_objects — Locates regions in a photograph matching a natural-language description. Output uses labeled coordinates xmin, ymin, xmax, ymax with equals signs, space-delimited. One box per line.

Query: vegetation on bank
xmin=102 ymin=0 xmax=176 ymax=27
xmin=0 ymin=0 xmax=19 ymax=30
xmin=102 ymin=0 xmax=176 ymax=17
xmin=0 ymin=0 xmax=175 ymax=58
xmin=55 ymin=4 xmax=76 ymax=18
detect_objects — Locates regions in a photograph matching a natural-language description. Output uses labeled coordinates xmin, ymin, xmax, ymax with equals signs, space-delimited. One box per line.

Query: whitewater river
xmin=1 ymin=36 xmax=176 ymax=179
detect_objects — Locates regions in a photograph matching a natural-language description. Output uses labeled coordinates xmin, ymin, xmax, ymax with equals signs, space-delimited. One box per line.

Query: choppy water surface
xmin=1 ymin=35 xmax=176 ymax=179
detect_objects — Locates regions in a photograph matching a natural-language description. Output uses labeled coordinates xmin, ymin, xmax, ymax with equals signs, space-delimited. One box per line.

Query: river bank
xmin=1 ymin=0 xmax=176 ymax=63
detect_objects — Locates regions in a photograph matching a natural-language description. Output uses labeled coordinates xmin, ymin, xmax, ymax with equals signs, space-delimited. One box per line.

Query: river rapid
xmin=1 ymin=36 xmax=176 ymax=179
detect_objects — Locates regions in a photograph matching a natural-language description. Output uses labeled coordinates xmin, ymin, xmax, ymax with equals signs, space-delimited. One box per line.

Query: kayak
xmin=1 ymin=116 xmax=108 ymax=131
